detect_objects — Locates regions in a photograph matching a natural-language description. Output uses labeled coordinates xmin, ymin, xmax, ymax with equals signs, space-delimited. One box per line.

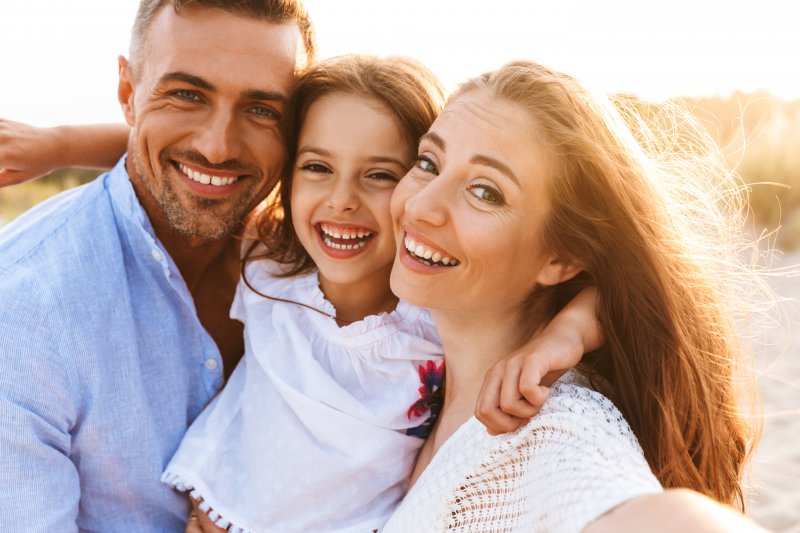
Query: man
xmin=0 ymin=1 xmax=313 ymax=530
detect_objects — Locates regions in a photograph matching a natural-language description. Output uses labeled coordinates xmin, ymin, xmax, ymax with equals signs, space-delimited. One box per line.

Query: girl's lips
xmin=316 ymin=222 xmax=376 ymax=259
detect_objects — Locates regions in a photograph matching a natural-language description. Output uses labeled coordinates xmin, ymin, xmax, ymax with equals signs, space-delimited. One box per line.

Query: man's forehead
xmin=141 ymin=5 xmax=304 ymax=76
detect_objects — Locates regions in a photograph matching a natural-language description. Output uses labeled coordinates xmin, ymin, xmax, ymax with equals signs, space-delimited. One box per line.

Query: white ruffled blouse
xmin=162 ymin=259 xmax=444 ymax=533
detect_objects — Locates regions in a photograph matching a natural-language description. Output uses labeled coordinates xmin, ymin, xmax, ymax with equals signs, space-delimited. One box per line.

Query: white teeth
xmin=320 ymin=224 xmax=374 ymax=240
xmin=404 ymin=237 xmax=459 ymax=266
xmin=322 ymin=236 xmax=368 ymax=251
xmin=179 ymin=164 xmax=238 ymax=187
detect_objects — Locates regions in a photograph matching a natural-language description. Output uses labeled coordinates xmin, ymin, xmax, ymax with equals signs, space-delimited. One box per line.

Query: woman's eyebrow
xmin=421 ymin=131 xmax=446 ymax=151
xmin=470 ymin=155 xmax=519 ymax=185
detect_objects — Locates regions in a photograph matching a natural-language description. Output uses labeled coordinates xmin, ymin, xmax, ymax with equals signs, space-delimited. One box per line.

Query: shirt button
xmin=205 ymin=358 xmax=219 ymax=371
xmin=151 ymin=248 xmax=163 ymax=262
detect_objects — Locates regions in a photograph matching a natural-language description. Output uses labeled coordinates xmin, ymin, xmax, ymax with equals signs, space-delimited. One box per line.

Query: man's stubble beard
xmin=129 ymin=141 xmax=259 ymax=241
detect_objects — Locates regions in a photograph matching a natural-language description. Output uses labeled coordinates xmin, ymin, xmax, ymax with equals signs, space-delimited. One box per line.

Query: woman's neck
xmin=440 ymin=311 xmax=526 ymax=402
xmin=428 ymin=300 xmax=551 ymax=446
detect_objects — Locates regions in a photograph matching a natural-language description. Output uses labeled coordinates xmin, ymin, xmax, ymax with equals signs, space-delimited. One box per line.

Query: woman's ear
xmin=118 ymin=56 xmax=136 ymax=127
xmin=535 ymin=254 xmax=582 ymax=286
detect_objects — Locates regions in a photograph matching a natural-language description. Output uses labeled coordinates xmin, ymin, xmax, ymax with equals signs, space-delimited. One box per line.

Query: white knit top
xmin=162 ymin=259 xmax=444 ymax=533
xmin=383 ymin=372 xmax=662 ymax=533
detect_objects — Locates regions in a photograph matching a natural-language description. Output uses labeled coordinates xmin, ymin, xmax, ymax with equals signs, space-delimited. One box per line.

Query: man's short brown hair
xmin=130 ymin=0 xmax=316 ymax=72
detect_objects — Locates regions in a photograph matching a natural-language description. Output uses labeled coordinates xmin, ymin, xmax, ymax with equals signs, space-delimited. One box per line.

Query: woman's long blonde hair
xmin=454 ymin=60 xmax=765 ymax=508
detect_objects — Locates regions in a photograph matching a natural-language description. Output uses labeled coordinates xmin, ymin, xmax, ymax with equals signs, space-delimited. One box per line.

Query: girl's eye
xmin=367 ymin=171 xmax=400 ymax=183
xmin=469 ymin=184 xmax=504 ymax=205
xmin=415 ymin=156 xmax=439 ymax=175
xmin=300 ymin=163 xmax=331 ymax=173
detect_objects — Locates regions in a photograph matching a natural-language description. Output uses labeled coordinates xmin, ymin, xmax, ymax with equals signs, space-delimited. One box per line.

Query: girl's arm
xmin=476 ymin=286 xmax=601 ymax=434
xmin=0 ymin=119 xmax=129 ymax=187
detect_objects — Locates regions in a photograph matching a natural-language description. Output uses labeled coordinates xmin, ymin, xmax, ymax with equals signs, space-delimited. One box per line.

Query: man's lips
xmin=176 ymin=162 xmax=242 ymax=187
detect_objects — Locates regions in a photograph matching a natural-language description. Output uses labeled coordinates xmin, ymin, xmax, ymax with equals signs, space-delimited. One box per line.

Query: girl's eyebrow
xmin=296 ymin=145 xmax=330 ymax=157
xmin=297 ymin=146 xmax=408 ymax=168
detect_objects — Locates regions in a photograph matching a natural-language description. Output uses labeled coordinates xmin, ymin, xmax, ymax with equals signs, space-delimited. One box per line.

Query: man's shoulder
xmin=0 ymin=173 xmax=116 ymax=274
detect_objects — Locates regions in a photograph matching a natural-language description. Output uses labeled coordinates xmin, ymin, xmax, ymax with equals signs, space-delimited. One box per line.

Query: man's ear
xmin=535 ymin=253 xmax=582 ymax=286
xmin=118 ymin=56 xmax=136 ymax=127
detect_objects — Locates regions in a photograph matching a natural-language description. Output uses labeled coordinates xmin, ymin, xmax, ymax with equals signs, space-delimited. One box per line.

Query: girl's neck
xmin=318 ymin=265 xmax=398 ymax=325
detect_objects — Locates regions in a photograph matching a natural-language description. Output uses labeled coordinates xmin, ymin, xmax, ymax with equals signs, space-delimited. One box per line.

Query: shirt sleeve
xmin=0 ymin=298 xmax=81 ymax=532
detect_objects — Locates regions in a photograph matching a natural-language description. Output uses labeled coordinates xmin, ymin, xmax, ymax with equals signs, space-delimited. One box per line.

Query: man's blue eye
xmin=174 ymin=90 xmax=200 ymax=101
xmin=251 ymin=106 xmax=278 ymax=119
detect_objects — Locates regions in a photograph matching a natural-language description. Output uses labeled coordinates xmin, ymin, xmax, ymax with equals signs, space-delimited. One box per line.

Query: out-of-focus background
xmin=0 ymin=1 xmax=798 ymax=530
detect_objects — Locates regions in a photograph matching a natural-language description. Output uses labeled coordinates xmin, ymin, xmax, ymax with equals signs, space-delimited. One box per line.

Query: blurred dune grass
xmin=1 ymin=91 xmax=798 ymax=250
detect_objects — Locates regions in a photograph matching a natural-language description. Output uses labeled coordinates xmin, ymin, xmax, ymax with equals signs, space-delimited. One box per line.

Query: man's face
xmin=119 ymin=5 xmax=301 ymax=240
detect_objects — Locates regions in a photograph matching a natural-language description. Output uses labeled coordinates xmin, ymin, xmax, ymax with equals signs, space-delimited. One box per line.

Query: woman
xmin=380 ymin=60 xmax=766 ymax=531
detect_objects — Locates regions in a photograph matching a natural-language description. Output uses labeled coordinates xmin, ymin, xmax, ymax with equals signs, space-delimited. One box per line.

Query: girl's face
xmin=291 ymin=92 xmax=414 ymax=299
xmin=390 ymin=90 xmax=567 ymax=319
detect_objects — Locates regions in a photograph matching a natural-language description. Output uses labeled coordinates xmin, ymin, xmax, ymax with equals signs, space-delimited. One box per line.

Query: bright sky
xmin=0 ymin=0 xmax=797 ymax=126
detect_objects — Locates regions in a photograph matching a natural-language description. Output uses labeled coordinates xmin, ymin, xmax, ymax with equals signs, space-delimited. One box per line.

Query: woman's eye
xmin=416 ymin=156 xmax=439 ymax=175
xmin=469 ymin=184 xmax=504 ymax=204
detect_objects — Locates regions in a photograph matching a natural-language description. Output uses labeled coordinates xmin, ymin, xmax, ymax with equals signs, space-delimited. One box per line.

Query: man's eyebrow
xmin=158 ymin=71 xmax=215 ymax=91
xmin=158 ymin=72 xmax=288 ymax=104
xmin=470 ymin=155 xmax=520 ymax=185
xmin=243 ymin=89 xmax=289 ymax=105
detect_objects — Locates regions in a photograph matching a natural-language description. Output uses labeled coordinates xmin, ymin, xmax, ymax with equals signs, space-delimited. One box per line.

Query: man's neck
xmin=127 ymin=166 xmax=246 ymax=375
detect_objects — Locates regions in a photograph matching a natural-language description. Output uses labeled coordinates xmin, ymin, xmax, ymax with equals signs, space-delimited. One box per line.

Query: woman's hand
xmin=184 ymin=496 xmax=228 ymax=533
xmin=0 ymin=119 xmax=65 ymax=187
xmin=0 ymin=119 xmax=129 ymax=188
xmin=475 ymin=287 xmax=602 ymax=435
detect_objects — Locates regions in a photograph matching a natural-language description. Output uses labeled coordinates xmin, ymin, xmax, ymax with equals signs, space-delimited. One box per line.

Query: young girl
xmin=162 ymin=55 xmax=448 ymax=532
xmin=0 ymin=56 xmax=602 ymax=531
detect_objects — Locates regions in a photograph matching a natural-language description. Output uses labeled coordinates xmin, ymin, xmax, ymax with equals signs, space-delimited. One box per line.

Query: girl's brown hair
xmin=247 ymin=54 xmax=445 ymax=276
xmin=453 ymin=60 xmax=765 ymax=509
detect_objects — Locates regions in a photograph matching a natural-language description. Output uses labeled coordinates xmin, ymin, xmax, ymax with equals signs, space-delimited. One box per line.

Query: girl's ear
xmin=535 ymin=253 xmax=582 ymax=286
xmin=118 ymin=56 xmax=136 ymax=127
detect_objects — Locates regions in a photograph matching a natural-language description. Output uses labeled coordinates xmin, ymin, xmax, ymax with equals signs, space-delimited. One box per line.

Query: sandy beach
xmin=749 ymin=250 xmax=800 ymax=531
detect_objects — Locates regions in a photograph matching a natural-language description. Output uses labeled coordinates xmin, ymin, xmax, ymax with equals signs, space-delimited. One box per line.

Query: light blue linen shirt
xmin=0 ymin=158 xmax=225 ymax=532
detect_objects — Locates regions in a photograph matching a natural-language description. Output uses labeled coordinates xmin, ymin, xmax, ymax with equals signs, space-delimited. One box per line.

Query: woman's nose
xmin=402 ymin=174 xmax=450 ymax=227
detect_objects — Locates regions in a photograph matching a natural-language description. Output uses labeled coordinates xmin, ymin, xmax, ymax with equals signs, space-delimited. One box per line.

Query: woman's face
xmin=390 ymin=89 xmax=559 ymax=317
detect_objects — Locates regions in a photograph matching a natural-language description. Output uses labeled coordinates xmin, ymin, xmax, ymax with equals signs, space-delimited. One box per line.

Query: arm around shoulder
xmin=584 ymin=489 xmax=771 ymax=533
xmin=0 ymin=119 xmax=129 ymax=187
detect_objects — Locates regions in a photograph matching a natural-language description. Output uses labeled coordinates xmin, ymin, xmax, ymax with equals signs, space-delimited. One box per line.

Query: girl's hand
xmin=0 ymin=119 xmax=64 ymax=187
xmin=184 ymin=496 xmax=228 ymax=533
xmin=475 ymin=287 xmax=602 ymax=435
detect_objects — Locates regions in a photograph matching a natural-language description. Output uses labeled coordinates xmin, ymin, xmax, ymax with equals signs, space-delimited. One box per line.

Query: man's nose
xmin=191 ymin=109 xmax=243 ymax=164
